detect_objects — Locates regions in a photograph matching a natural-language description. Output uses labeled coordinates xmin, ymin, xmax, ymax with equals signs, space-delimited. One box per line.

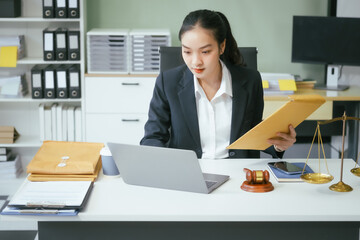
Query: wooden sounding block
xmin=241 ymin=168 xmax=274 ymax=192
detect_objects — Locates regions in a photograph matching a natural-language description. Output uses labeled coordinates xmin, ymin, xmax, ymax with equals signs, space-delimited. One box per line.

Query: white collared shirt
xmin=194 ymin=60 xmax=232 ymax=159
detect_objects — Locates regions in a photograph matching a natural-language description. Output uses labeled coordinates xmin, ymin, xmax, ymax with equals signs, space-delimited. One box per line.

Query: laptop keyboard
xmin=206 ymin=180 xmax=217 ymax=189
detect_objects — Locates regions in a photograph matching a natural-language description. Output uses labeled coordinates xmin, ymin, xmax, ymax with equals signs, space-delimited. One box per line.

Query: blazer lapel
xmin=177 ymin=69 xmax=201 ymax=146
xmin=228 ymin=65 xmax=249 ymax=143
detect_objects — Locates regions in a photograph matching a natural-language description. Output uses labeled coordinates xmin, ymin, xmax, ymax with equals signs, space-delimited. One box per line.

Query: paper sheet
xmin=9 ymin=180 xmax=92 ymax=207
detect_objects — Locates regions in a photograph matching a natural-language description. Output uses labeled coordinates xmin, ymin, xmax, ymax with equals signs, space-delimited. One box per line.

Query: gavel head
xmin=244 ymin=168 xmax=270 ymax=184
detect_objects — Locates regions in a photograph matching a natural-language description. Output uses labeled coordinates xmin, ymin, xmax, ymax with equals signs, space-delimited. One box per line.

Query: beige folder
xmin=227 ymin=95 xmax=326 ymax=150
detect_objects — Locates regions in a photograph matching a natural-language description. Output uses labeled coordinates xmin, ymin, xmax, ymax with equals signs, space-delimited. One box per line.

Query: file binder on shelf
xmin=42 ymin=0 xmax=55 ymax=18
xmin=43 ymin=28 xmax=56 ymax=61
xmin=74 ymin=107 xmax=82 ymax=141
xmin=31 ymin=65 xmax=46 ymax=99
xmin=44 ymin=65 xmax=57 ymax=99
xmin=56 ymin=104 xmax=63 ymax=141
xmin=55 ymin=28 xmax=68 ymax=61
xmin=51 ymin=103 xmax=58 ymax=141
xmin=68 ymin=64 xmax=80 ymax=98
xmin=67 ymin=0 xmax=79 ymax=18
xmin=39 ymin=104 xmax=45 ymax=142
xmin=44 ymin=106 xmax=52 ymax=140
xmin=55 ymin=65 xmax=70 ymax=98
xmin=0 ymin=0 xmax=21 ymax=18
xmin=55 ymin=0 xmax=67 ymax=18
xmin=67 ymin=106 xmax=75 ymax=141
xmin=67 ymin=30 xmax=80 ymax=60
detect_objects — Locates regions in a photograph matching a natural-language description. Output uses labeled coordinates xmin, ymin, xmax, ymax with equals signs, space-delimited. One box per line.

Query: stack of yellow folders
xmin=27 ymin=141 xmax=104 ymax=181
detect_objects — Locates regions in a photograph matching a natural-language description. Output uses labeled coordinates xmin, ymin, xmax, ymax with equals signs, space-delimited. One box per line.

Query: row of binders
xmin=43 ymin=0 xmax=80 ymax=18
xmin=87 ymin=29 xmax=171 ymax=74
xmin=43 ymin=28 xmax=80 ymax=61
xmin=31 ymin=64 xmax=80 ymax=99
xmin=39 ymin=104 xmax=82 ymax=142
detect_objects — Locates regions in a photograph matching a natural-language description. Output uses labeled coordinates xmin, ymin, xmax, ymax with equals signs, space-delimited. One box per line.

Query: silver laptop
xmin=107 ymin=143 xmax=229 ymax=194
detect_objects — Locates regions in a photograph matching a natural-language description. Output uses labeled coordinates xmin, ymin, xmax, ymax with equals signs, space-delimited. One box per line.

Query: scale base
xmin=329 ymin=181 xmax=353 ymax=192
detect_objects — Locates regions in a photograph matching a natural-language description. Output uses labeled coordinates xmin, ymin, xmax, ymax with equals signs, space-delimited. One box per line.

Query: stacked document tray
xmin=87 ymin=29 xmax=129 ymax=74
xmin=129 ymin=29 xmax=171 ymax=74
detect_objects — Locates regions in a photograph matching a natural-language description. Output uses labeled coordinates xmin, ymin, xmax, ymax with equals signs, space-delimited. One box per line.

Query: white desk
xmin=1 ymin=158 xmax=360 ymax=240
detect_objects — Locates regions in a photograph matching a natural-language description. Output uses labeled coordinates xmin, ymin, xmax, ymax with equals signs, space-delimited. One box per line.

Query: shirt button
xmin=229 ymin=151 xmax=235 ymax=157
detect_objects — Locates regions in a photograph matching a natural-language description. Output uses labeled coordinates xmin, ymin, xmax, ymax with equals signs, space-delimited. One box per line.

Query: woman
xmin=140 ymin=9 xmax=296 ymax=158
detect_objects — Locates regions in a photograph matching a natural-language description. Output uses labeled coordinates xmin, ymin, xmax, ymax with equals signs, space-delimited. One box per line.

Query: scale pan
xmin=350 ymin=167 xmax=360 ymax=177
xmin=300 ymin=173 xmax=334 ymax=184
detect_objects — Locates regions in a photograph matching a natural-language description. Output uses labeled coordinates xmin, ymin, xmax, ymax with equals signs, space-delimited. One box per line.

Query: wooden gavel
xmin=243 ymin=168 xmax=270 ymax=184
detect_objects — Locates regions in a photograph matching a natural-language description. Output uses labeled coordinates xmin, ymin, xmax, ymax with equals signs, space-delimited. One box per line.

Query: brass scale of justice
xmin=300 ymin=112 xmax=360 ymax=192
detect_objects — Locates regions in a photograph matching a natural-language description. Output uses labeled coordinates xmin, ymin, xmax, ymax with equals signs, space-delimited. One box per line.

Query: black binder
xmin=44 ymin=65 xmax=58 ymax=99
xmin=67 ymin=0 xmax=79 ymax=18
xmin=0 ymin=0 xmax=21 ymax=18
xmin=68 ymin=64 xmax=81 ymax=98
xmin=67 ymin=30 xmax=80 ymax=60
xmin=42 ymin=0 xmax=54 ymax=18
xmin=31 ymin=65 xmax=47 ymax=99
xmin=43 ymin=28 xmax=56 ymax=61
xmin=55 ymin=28 xmax=68 ymax=61
xmin=55 ymin=0 xmax=67 ymax=18
xmin=55 ymin=65 xmax=71 ymax=98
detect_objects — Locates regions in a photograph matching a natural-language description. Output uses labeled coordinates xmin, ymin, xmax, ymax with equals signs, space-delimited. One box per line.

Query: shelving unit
xmin=0 ymin=0 xmax=86 ymax=169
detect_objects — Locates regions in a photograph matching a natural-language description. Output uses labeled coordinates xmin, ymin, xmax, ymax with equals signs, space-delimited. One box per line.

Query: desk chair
xmin=159 ymin=46 xmax=258 ymax=72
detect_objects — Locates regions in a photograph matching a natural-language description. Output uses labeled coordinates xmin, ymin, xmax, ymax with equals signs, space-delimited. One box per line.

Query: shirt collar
xmin=194 ymin=60 xmax=233 ymax=99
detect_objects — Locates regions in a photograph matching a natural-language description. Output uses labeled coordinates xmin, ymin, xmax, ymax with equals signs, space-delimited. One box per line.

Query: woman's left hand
xmin=267 ymin=125 xmax=297 ymax=152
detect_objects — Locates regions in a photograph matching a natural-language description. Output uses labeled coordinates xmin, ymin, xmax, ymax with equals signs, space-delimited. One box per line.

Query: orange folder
xmin=227 ymin=95 xmax=326 ymax=150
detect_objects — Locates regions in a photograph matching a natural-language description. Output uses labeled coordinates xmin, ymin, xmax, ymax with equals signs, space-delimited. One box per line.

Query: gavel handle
xmin=243 ymin=168 xmax=250 ymax=173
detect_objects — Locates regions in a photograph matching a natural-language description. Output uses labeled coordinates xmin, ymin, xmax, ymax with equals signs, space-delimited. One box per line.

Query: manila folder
xmin=227 ymin=95 xmax=326 ymax=150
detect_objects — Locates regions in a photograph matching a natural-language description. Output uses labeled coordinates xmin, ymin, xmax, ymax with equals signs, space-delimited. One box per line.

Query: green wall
xmin=86 ymin=0 xmax=328 ymax=83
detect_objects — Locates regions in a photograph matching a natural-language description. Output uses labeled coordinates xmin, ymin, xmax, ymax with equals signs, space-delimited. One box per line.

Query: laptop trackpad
xmin=203 ymin=173 xmax=229 ymax=193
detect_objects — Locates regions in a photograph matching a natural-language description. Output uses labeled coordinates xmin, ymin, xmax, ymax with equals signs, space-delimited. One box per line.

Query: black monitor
xmin=291 ymin=16 xmax=360 ymax=90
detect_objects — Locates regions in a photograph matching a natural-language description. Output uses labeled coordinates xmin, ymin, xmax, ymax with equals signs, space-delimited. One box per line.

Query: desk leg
xmin=347 ymin=101 xmax=360 ymax=161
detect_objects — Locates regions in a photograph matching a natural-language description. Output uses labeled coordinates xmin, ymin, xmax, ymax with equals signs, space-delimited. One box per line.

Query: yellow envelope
xmin=227 ymin=95 xmax=326 ymax=150
xmin=27 ymin=141 xmax=104 ymax=175
xmin=27 ymin=159 xmax=102 ymax=182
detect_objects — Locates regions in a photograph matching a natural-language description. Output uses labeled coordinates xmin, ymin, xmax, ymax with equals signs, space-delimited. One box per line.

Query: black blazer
xmin=140 ymin=62 xmax=282 ymax=159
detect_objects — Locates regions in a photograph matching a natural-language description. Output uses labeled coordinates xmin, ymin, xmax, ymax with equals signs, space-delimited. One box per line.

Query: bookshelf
xmin=0 ymin=0 xmax=86 ymax=168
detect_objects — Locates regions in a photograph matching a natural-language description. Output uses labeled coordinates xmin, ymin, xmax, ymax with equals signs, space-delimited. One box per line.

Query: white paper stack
xmin=0 ymin=35 xmax=25 ymax=60
xmin=0 ymin=74 xmax=28 ymax=98
xmin=0 ymin=155 xmax=23 ymax=179
xmin=87 ymin=29 xmax=129 ymax=74
xmin=129 ymin=29 xmax=171 ymax=74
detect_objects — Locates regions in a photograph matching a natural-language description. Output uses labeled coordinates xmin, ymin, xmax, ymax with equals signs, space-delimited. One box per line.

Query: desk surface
xmin=265 ymin=86 xmax=360 ymax=101
xmin=1 ymin=158 xmax=360 ymax=231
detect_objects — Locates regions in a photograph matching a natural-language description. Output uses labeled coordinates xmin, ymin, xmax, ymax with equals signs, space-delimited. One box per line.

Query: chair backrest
xmin=159 ymin=46 xmax=258 ymax=72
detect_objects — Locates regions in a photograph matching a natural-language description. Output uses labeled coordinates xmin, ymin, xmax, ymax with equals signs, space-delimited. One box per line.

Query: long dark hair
xmin=178 ymin=9 xmax=245 ymax=66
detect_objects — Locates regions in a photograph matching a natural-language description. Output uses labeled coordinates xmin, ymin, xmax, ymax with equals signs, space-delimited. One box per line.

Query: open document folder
xmin=227 ymin=95 xmax=326 ymax=150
